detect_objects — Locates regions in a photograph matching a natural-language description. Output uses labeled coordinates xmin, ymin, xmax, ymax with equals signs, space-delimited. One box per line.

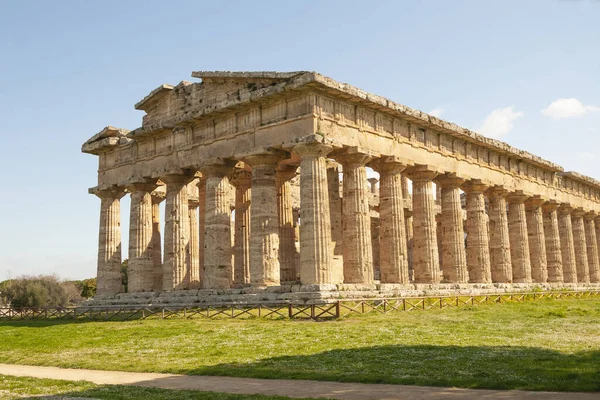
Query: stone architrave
xmin=337 ymin=150 xmax=374 ymax=284
xmin=188 ymin=194 xmax=201 ymax=289
xmin=571 ymin=208 xmax=590 ymax=283
xmin=93 ymin=188 xmax=125 ymax=296
xmin=462 ymin=181 xmax=491 ymax=283
xmin=276 ymin=165 xmax=298 ymax=282
xmin=292 ymin=142 xmax=335 ymax=285
xmin=201 ymin=163 xmax=235 ymax=289
xmin=407 ymin=167 xmax=440 ymax=284
xmin=230 ymin=170 xmax=252 ymax=285
xmin=436 ymin=174 xmax=468 ymax=284
xmin=507 ymin=193 xmax=532 ymax=283
xmin=127 ymin=182 xmax=157 ymax=292
xmin=584 ymin=213 xmax=600 ymax=284
xmin=558 ymin=205 xmax=578 ymax=283
xmin=243 ymin=151 xmax=285 ymax=286
xmin=162 ymin=174 xmax=192 ymax=291
xmin=525 ymin=197 xmax=548 ymax=283
xmin=486 ymin=186 xmax=512 ymax=283
xmin=372 ymin=157 xmax=409 ymax=284
xmin=542 ymin=202 xmax=563 ymax=283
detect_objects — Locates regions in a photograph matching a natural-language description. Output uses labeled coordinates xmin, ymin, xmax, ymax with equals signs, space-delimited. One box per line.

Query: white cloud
xmin=541 ymin=98 xmax=600 ymax=120
xmin=479 ymin=106 xmax=524 ymax=138
xmin=428 ymin=107 xmax=445 ymax=118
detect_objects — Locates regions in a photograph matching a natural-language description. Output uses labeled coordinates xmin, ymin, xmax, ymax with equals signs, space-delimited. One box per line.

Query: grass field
xmin=1 ymin=298 xmax=599 ymax=392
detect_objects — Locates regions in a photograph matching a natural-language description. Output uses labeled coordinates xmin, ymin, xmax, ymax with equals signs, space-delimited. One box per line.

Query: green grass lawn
xmin=1 ymin=298 xmax=599 ymax=392
xmin=0 ymin=375 xmax=317 ymax=400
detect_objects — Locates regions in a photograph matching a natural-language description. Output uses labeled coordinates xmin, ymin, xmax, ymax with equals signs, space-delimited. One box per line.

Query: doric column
xmin=401 ymin=174 xmax=414 ymax=281
xmin=243 ymin=151 xmax=285 ymax=286
xmin=462 ymin=181 xmax=491 ymax=283
xmin=558 ymin=205 xmax=578 ymax=283
xmin=436 ymin=175 xmax=468 ymax=283
xmin=230 ymin=170 xmax=251 ymax=286
xmin=162 ymin=174 xmax=192 ymax=291
xmin=151 ymin=190 xmax=165 ymax=291
xmin=93 ymin=188 xmax=125 ymax=296
xmin=525 ymin=197 xmax=548 ymax=283
xmin=507 ymin=193 xmax=532 ymax=283
xmin=572 ymin=208 xmax=590 ymax=283
xmin=372 ymin=157 xmax=409 ymax=283
xmin=127 ymin=182 xmax=157 ymax=293
xmin=407 ymin=167 xmax=440 ymax=284
xmin=336 ymin=150 xmax=374 ymax=284
xmin=276 ymin=165 xmax=298 ymax=282
xmin=188 ymin=193 xmax=201 ymax=289
xmin=594 ymin=215 xmax=600 ymax=283
xmin=196 ymin=177 xmax=206 ymax=286
xmin=200 ymin=163 xmax=235 ymax=289
xmin=542 ymin=202 xmax=563 ymax=283
xmin=327 ymin=161 xmax=343 ymax=256
xmin=584 ymin=213 xmax=600 ymax=284
xmin=293 ymin=142 xmax=335 ymax=284
xmin=486 ymin=186 xmax=512 ymax=283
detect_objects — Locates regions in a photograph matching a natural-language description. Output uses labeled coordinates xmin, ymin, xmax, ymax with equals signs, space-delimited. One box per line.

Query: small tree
xmin=1 ymin=275 xmax=69 ymax=309
xmin=80 ymin=278 xmax=97 ymax=299
xmin=121 ymin=259 xmax=128 ymax=293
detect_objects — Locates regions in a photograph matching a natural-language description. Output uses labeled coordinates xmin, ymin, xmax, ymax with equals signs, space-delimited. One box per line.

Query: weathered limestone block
xmin=584 ymin=213 xmax=600 ymax=284
xmin=162 ymin=174 xmax=192 ymax=291
xmin=542 ymin=202 xmax=563 ymax=283
xmin=407 ymin=167 xmax=440 ymax=284
xmin=571 ymin=208 xmax=590 ymax=283
xmin=230 ymin=170 xmax=251 ymax=285
xmin=372 ymin=158 xmax=409 ymax=284
xmin=293 ymin=142 xmax=337 ymax=284
xmin=188 ymin=195 xmax=201 ymax=289
xmin=127 ymin=183 xmax=156 ymax=292
xmin=337 ymin=150 xmax=374 ymax=284
xmin=462 ymin=181 xmax=491 ymax=283
xmin=558 ymin=205 xmax=578 ymax=283
xmin=436 ymin=175 xmax=468 ymax=283
xmin=93 ymin=188 xmax=125 ymax=296
xmin=151 ymin=190 xmax=165 ymax=290
xmin=201 ymin=163 xmax=235 ymax=289
xmin=525 ymin=197 xmax=548 ymax=283
xmin=507 ymin=193 xmax=532 ymax=283
xmin=486 ymin=186 xmax=512 ymax=283
xmin=276 ymin=166 xmax=298 ymax=282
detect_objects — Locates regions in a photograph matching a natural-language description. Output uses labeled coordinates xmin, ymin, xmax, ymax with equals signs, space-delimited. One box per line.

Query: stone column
xmin=368 ymin=177 xmax=378 ymax=195
xmin=507 ymin=193 xmax=532 ymax=283
xmin=196 ymin=177 xmax=206 ymax=286
xmin=436 ymin=175 xmax=468 ymax=283
xmin=188 ymin=197 xmax=200 ymax=289
xmin=93 ymin=188 xmax=125 ymax=296
xmin=572 ymin=208 xmax=590 ymax=283
xmin=293 ymin=142 xmax=335 ymax=284
xmin=337 ymin=151 xmax=374 ymax=284
xmin=558 ymin=205 xmax=578 ymax=283
xmin=542 ymin=202 xmax=563 ymax=283
xmin=525 ymin=197 xmax=548 ymax=283
xmin=373 ymin=158 xmax=409 ymax=284
xmin=584 ymin=213 xmax=600 ymax=284
xmin=230 ymin=170 xmax=252 ymax=285
xmin=407 ymin=167 xmax=440 ymax=284
xmin=594 ymin=216 xmax=600 ymax=283
xmin=401 ymin=174 xmax=414 ymax=280
xmin=276 ymin=166 xmax=298 ymax=282
xmin=162 ymin=175 xmax=191 ymax=291
xmin=151 ymin=191 xmax=165 ymax=291
xmin=243 ymin=152 xmax=283 ymax=286
xmin=127 ymin=183 xmax=156 ymax=293
xmin=327 ymin=161 xmax=343 ymax=256
xmin=201 ymin=163 xmax=235 ymax=289
xmin=486 ymin=186 xmax=512 ymax=283
xmin=462 ymin=181 xmax=491 ymax=283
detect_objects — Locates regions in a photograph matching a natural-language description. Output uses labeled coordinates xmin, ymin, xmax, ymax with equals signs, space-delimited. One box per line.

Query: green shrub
xmin=0 ymin=275 xmax=69 ymax=309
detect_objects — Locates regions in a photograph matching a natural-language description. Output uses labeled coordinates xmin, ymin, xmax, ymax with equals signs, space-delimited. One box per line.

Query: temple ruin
xmin=82 ymin=71 xmax=600 ymax=306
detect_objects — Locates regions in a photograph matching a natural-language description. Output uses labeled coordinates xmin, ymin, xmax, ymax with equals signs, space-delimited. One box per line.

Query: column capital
xmin=188 ymin=199 xmax=200 ymax=209
xmin=333 ymin=147 xmax=373 ymax=166
xmin=241 ymin=148 xmax=288 ymax=167
xmin=541 ymin=201 xmax=560 ymax=213
xmin=161 ymin=173 xmax=195 ymax=185
xmin=125 ymin=182 xmax=157 ymax=194
xmin=90 ymin=186 xmax=126 ymax=200
xmin=524 ymin=196 xmax=547 ymax=210
xmin=370 ymin=155 xmax=411 ymax=173
xmin=200 ymin=158 xmax=237 ymax=178
xmin=584 ymin=211 xmax=597 ymax=221
xmin=230 ymin=169 xmax=252 ymax=188
xmin=558 ymin=203 xmax=574 ymax=215
xmin=485 ymin=185 xmax=510 ymax=199
xmin=292 ymin=142 xmax=333 ymax=158
xmin=406 ymin=165 xmax=438 ymax=182
xmin=435 ymin=173 xmax=466 ymax=189
xmin=506 ymin=191 xmax=530 ymax=204
xmin=461 ymin=179 xmax=489 ymax=193
xmin=572 ymin=207 xmax=587 ymax=218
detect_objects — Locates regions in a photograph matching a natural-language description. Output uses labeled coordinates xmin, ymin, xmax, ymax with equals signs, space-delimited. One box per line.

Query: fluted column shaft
xmin=188 ymin=199 xmax=200 ymax=288
xmin=507 ymin=195 xmax=532 ymax=283
xmin=463 ymin=182 xmax=491 ymax=283
xmin=231 ymin=171 xmax=251 ymax=285
xmin=558 ymin=205 xmax=577 ymax=283
xmin=327 ymin=161 xmax=343 ymax=256
xmin=338 ymin=152 xmax=373 ymax=284
xmin=572 ymin=209 xmax=590 ymax=283
xmin=401 ymin=174 xmax=413 ymax=280
xmin=162 ymin=175 xmax=191 ymax=291
xmin=276 ymin=167 xmax=298 ymax=282
xmin=197 ymin=178 xmax=206 ymax=286
xmin=151 ymin=193 xmax=164 ymax=291
xmin=408 ymin=169 xmax=440 ymax=284
xmin=293 ymin=143 xmax=334 ymax=284
xmin=584 ymin=214 xmax=599 ymax=283
xmin=128 ymin=183 xmax=156 ymax=292
xmin=487 ymin=187 xmax=512 ymax=283
xmin=542 ymin=203 xmax=563 ymax=283
xmin=437 ymin=176 xmax=468 ymax=283
xmin=94 ymin=189 xmax=125 ymax=296
xmin=525 ymin=198 xmax=548 ymax=283
xmin=593 ymin=217 xmax=600 ymax=282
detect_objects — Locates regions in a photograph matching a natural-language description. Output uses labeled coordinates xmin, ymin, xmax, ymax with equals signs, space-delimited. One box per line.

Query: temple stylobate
xmin=83 ymin=71 xmax=600 ymax=306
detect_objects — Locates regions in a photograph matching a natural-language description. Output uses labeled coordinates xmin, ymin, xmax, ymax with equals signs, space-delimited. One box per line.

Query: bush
xmin=0 ymin=275 xmax=70 ymax=309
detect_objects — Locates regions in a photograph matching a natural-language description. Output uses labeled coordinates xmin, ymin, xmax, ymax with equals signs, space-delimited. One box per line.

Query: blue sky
xmin=0 ymin=0 xmax=598 ymax=281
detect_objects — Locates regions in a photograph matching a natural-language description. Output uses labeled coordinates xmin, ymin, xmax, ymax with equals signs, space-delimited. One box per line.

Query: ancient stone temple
xmin=82 ymin=71 xmax=600 ymax=306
